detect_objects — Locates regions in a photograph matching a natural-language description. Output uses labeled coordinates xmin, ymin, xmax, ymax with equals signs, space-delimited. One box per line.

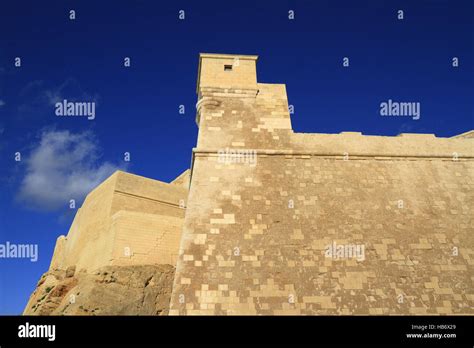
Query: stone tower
xmin=194 ymin=53 xmax=292 ymax=150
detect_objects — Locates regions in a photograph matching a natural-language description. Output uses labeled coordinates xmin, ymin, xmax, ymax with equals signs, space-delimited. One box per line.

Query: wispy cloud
xmin=44 ymin=78 xmax=99 ymax=105
xmin=0 ymin=100 xmax=5 ymax=107
xmin=17 ymin=79 xmax=99 ymax=118
xmin=17 ymin=129 xmax=125 ymax=211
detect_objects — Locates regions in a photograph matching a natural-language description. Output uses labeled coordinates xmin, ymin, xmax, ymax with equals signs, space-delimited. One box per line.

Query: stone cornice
xmin=192 ymin=148 xmax=474 ymax=160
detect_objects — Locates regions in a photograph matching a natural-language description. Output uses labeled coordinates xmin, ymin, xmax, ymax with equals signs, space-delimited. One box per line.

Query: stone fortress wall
xmin=169 ymin=53 xmax=474 ymax=315
xmin=49 ymin=170 xmax=189 ymax=273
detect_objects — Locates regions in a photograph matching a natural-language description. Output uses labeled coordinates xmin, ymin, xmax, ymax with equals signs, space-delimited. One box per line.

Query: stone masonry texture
xmin=168 ymin=53 xmax=474 ymax=315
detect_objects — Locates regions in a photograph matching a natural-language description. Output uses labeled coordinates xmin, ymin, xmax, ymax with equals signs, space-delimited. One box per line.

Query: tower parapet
xmin=197 ymin=53 xmax=258 ymax=93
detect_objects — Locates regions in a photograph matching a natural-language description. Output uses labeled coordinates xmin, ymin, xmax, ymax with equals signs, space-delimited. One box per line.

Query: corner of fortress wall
xmin=169 ymin=53 xmax=474 ymax=315
xmin=49 ymin=170 xmax=189 ymax=273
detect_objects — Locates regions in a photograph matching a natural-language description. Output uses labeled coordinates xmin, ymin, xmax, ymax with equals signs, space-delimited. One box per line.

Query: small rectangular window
xmin=224 ymin=65 xmax=233 ymax=71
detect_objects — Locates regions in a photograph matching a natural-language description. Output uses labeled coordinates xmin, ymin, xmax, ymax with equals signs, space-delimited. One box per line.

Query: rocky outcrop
xmin=23 ymin=265 xmax=175 ymax=315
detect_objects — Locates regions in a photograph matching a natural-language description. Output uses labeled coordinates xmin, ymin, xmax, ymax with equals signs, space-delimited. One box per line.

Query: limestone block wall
xmin=169 ymin=53 xmax=474 ymax=315
xmin=110 ymin=211 xmax=182 ymax=267
xmin=51 ymin=173 xmax=118 ymax=272
xmin=49 ymin=171 xmax=188 ymax=273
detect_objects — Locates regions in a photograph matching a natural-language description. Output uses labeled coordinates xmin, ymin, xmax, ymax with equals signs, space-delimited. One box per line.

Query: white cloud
xmin=18 ymin=129 xmax=125 ymax=211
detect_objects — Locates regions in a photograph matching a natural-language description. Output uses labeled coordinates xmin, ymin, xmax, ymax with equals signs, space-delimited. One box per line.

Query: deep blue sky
xmin=0 ymin=0 xmax=472 ymax=314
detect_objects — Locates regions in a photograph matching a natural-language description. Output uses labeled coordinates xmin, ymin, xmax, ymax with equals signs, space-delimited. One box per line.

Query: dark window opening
xmin=224 ymin=65 xmax=233 ymax=71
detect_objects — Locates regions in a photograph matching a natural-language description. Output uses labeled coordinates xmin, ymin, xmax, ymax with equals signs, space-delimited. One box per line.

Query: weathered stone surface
xmin=65 ymin=265 xmax=76 ymax=278
xmin=168 ymin=53 xmax=474 ymax=315
xmin=23 ymin=265 xmax=175 ymax=315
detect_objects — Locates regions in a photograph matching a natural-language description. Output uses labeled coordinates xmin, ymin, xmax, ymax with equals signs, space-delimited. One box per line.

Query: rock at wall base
xmin=23 ymin=264 xmax=175 ymax=316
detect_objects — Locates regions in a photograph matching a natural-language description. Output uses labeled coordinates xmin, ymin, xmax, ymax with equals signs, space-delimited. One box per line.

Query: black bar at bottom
xmin=0 ymin=315 xmax=472 ymax=346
